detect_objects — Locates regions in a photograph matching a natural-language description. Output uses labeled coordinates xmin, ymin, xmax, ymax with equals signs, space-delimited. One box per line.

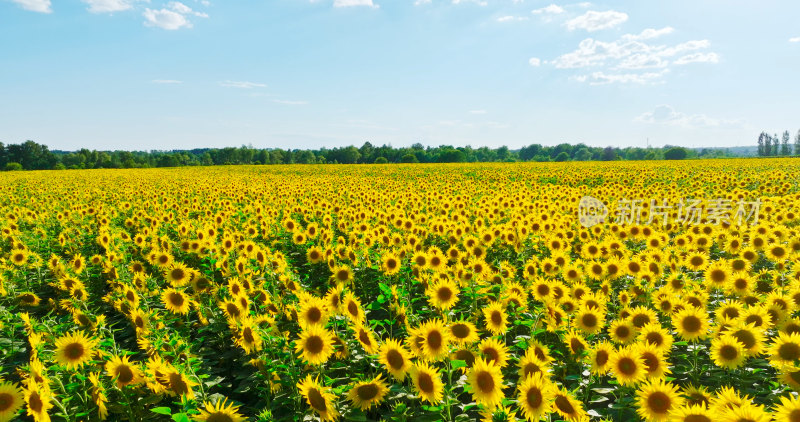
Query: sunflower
xmin=516 ymin=372 xmax=553 ymax=422
xmin=637 ymin=343 xmax=670 ymax=380
xmin=164 ymin=262 xmax=192 ymax=287
xmin=703 ymin=261 xmax=730 ymax=290
xmin=564 ymin=330 xmax=588 ymax=356
xmin=483 ymin=301 xmax=508 ymax=335
xmin=467 ymin=357 xmax=504 ymax=409
xmin=410 ymin=362 xmax=444 ymax=404
xmin=0 ymin=381 xmax=24 ymax=422
xmin=609 ymin=318 xmax=637 ymax=344
xmin=672 ymin=307 xmax=709 ymax=342
xmin=105 ymin=355 xmax=144 ymax=388
xmin=418 ymin=319 xmax=450 ymax=361
xmin=236 ymin=318 xmax=263 ymax=354
xmin=610 ymin=346 xmax=646 ymax=386
xmin=298 ymin=375 xmax=339 ymax=422
xmin=378 ymin=339 xmax=412 ymax=380
xmin=778 ymin=364 xmax=800 ymax=391
xmin=710 ymin=335 xmax=747 ymax=369
xmin=9 ymin=249 xmax=29 ymax=266
xmin=347 ymin=375 xmax=389 ymax=411
xmin=381 ymin=252 xmax=401 ymax=275
xmin=551 ymin=387 xmax=586 ymax=421
xmin=354 ymin=324 xmax=379 ymax=354
xmin=769 ymin=332 xmax=800 ymax=367
xmin=574 ymin=306 xmax=605 ymax=335
xmin=670 ymin=404 xmax=713 ymax=422
xmin=161 ymin=288 xmax=191 ymax=315
xmin=478 ymin=337 xmax=510 ymax=368
xmin=587 ymin=341 xmax=614 ymax=375
xmin=343 ymin=293 xmax=365 ymax=325
xmin=449 ymin=320 xmax=480 ymax=345
xmin=681 ymin=384 xmax=711 ymax=408
xmin=295 ymin=325 xmax=335 ymax=365
xmin=331 ymin=265 xmax=354 ymax=284
xmin=307 ymin=247 xmax=325 ymax=264
xmin=428 ymin=279 xmax=460 ymax=310
xmin=54 ymin=331 xmax=97 ymax=370
xmin=635 ymin=379 xmax=683 ymax=422
xmin=298 ymin=296 xmax=329 ymax=328
xmin=192 ymin=397 xmax=247 ymax=422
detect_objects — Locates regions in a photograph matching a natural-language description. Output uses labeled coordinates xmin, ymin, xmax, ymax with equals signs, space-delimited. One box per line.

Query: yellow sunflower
xmin=298 ymin=375 xmax=339 ymax=422
xmin=295 ymin=325 xmax=335 ymax=365
xmin=710 ymin=335 xmax=747 ymax=369
xmin=0 ymin=381 xmax=24 ymax=422
xmin=610 ymin=346 xmax=646 ymax=386
xmin=161 ymin=288 xmax=191 ymax=315
xmin=467 ymin=357 xmax=504 ymax=409
xmin=418 ymin=319 xmax=451 ymax=361
xmin=516 ymin=373 xmax=553 ymax=422
xmin=24 ymin=379 xmax=52 ymax=422
xmin=411 ymin=361 xmax=444 ymax=404
xmin=427 ymin=278 xmax=460 ymax=310
xmin=54 ymin=331 xmax=97 ymax=370
xmin=635 ymin=379 xmax=683 ymax=422
xmin=483 ymin=301 xmax=508 ymax=336
xmin=672 ymin=307 xmax=709 ymax=342
xmin=105 ymin=355 xmax=144 ymax=388
xmin=192 ymin=397 xmax=247 ymax=422
xmin=346 ymin=375 xmax=389 ymax=411
xmin=449 ymin=320 xmax=480 ymax=345
xmin=551 ymin=387 xmax=586 ymax=421
xmin=378 ymin=339 xmax=412 ymax=381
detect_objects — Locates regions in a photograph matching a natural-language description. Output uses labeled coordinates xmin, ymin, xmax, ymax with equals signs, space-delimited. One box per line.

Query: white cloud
xmin=674 ymin=52 xmax=719 ymax=65
xmin=635 ymin=104 xmax=741 ymax=127
xmin=82 ymin=0 xmax=133 ymax=13
xmin=333 ymin=0 xmax=378 ymax=7
xmin=169 ymin=1 xmax=209 ymax=17
xmin=220 ymin=81 xmax=267 ymax=89
xmin=531 ymin=4 xmax=564 ymax=15
xmin=469 ymin=110 xmax=487 ymax=114
xmin=497 ymin=15 xmax=528 ymax=22
xmin=273 ymin=99 xmax=308 ymax=105
xmin=575 ymin=69 xmax=668 ymax=85
xmin=143 ymin=8 xmax=192 ymax=29
xmin=9 ymin=0 xmax=51 ymax=13
xmin=452 ymin=0 xmax=488 ymax=6
xmin=789 ymin=37 xmax=800 ymax=43
xmin=152 ymin=79 xmax=183 ymax=84
xmin=529 ymin=57 xmax=541 ymax=66
xmin=565 ymin=10 xmax=628 ymax=32
xmin=414 ymin=0 xmax=431 ymax=5
xmin=622 ymin=26 xmax=674 ymax=41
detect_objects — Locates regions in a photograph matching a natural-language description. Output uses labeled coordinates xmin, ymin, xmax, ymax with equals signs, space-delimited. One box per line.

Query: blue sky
xmin=1 ymin=0 xmax=798 ymax=151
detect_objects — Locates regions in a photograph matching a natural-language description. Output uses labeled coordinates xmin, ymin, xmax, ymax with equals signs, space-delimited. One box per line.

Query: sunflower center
xmin=169 ymin=373 xmax=190 ymax=395
xmin=65 ymin=342 xmax=85 ymax=360
xmin=456 ymin=350 xmax=475 ymax=366
xmin=582 ymin=314 xmax=597 ymax=328
xmin=243 ymin=328 xmax=255 ymax=344
xmin=490 ymin=311 xmax=502 ymax=325
xmin=347 ymin=302 xmax=358 ymax=317
xmin=307 ymin=307 xmax=322 ymax=324
xmin=719 ymin=345 xmax=739 ymax=361
xmin=595 ymin=350 xmax=609 ymax=367
xmin=732 ymin=330 xmax=755 ymax=349
xmin=684 ymin=415 xmax=711 ymax=422
xmin=226 ymin=304 xmax=240 ymax=317
xmin=615 ymin=325 xmax=630 ymax=339
xmin=437 ymin=287 xmax=453 ymax=302
xmin=710 ymin=270 xmax=726 ymax=283
xmin=168 ymin=292 xmax=185 ymax=307
xmin=171 ymin=268 xmax=185 ymax=281
xmin=476 ymin=371 xmax=495 ymax=393
xmin=308 ymin=388 xmax=327 ymax=412
xmin=0 ymin=393 xmax=12 ymax=412
xmin=778 ymin=342 xmax=800 ymax=361
xmin=356 ymin=384 xmax=379 ymax=401
xmin=483 ymin=347 xmax=499 ymax=364
xmin=555 ymin=395 xmax=575 ymax=415
xmin=427 ymin=330 xmax=443 ymax=351
xmin=206 ymin=414 xmax=235 ymax=422
xmin=617 ymin=357 xmax=636 ymax=375
xmin=336 ymin=270 xmax=349 ymax=281
xmin=681 ymin=315 xmax=702 ymax=333
xmin=116 ymin=364 xmax=135 ymax=384
xmin=632 ymin=314 xmax=650 ymax=328
xmin=386 ymin=350 xmax=404 ymax=370
xmin=359 ymin=330 xmax=372 ymax=347
xmin=451 ymin=323 xmax=470 ymax=339
xmin=570 ymin=338 xmax=584 ymax=354
xmin=526 ymin=387 xmax=543 ymax=409
xmin=300 ymin=333 xmax=323 ymax=354
xmin=417 ymin=372 xmax=434 ymax=393
xmin=523 ymin=362 xmax=541 ymax=377
xmin=647 ymin=391 xmax=671 ymax=414
xmin=642 ymin=352 xmax=659 ymax=372
xmin=28 ymin=390 xmax=43 ymax=412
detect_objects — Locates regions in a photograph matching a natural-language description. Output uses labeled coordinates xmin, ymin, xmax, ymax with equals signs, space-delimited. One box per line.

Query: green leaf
xmin=172 ymin=413 xmax=191 ymax=422
xmin=451 ymin=359 xmax=467 ymax=369
xmin=151 ymin=407 xmax=172 ymax=416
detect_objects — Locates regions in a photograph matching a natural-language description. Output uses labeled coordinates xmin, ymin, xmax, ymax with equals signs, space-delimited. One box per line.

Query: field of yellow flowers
xmin=1 ymin=160 xmax=800 ymax=422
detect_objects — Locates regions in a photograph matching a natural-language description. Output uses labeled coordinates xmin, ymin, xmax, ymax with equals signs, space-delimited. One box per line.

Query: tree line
xmin=0 ymin=140 xmax=739 ymax=171
xmin=756 ymin=130 xmax=800 ymax=157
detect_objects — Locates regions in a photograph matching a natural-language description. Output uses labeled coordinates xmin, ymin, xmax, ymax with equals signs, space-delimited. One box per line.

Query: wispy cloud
xmin=220 ymin=81 xmax=267 ymax=89
xmin=635 ymin=104 xmax=743 ymax=128
xmin=142 ymin=1 xmax=208 ymax=30
xmin=529 ymin=57 xmax=541 ymax=66
xmin=574 ymin=70 xmax=669 ymax=85
xmin=565 ymin=10 xmax=628 ymax=32
xmin=790 ymin=37 xmax=800 ymax=43
xmin=333 ymin=0 xmax=378 ymax=8
xmin=152 ymin=79 xmax=183 ymax=84
xmin=9 ymin=0 xmax=51 ymax=13
xmin=82 ymin=0 xmax=133 ymax=13
xmin=497 ymin=15 xmax=528 ymax=22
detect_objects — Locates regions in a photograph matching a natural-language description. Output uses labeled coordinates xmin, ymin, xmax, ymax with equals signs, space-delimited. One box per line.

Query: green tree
xmin=400 ymin=154 xmax=419 ymax=163
xmin=664 ymin=147 xmax=688 ymax=160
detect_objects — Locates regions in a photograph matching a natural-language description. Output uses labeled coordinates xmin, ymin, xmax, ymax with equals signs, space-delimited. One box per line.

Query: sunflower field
xmin=1 ymin=160 xmax=800 ymax=422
